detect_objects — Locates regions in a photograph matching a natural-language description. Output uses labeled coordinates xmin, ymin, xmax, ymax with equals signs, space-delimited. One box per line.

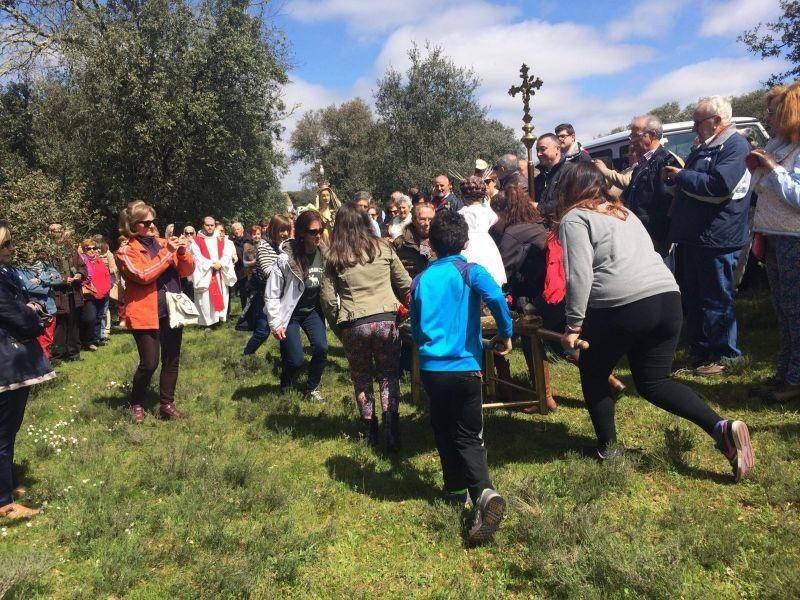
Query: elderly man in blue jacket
xmin=662 ymin=95 xmax=752 ymax=376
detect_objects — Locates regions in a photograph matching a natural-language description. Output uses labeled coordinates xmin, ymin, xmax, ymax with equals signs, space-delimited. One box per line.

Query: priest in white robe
xmin=191 ymin=216 xmax=238 ymax=326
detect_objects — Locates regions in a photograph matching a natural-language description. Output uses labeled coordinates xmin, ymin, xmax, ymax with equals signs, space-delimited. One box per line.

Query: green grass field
xmin=1 ymin=291 xmax=799 ymax=599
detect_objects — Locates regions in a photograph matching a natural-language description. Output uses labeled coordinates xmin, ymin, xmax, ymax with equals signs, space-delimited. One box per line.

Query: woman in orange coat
xmin=115 ymin=201 xmax=194 ymax=424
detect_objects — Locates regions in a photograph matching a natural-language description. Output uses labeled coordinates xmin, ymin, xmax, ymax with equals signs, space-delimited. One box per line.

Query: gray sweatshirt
xmin=559 ymin=207 xmax=679 ymax=327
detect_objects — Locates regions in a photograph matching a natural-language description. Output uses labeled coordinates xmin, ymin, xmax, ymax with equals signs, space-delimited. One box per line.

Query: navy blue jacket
xmin=668 ymin=128 xmax=752 ymax=248
xmin=0 ymin=265 xmax=54 ymax=392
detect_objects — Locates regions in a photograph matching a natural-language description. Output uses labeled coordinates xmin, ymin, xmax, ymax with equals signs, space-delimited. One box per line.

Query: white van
xmin=584 ymin=117 xmax=770 ymax=170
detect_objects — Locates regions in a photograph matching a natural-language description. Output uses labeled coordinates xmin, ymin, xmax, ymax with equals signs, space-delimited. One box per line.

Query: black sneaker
xmin=444 ymin=490 xmax=470 ymax=508
xmin=468 ymin=489 xmax=505 ymax=545
xmin=715 ymin=420 xmax=754 ymax=482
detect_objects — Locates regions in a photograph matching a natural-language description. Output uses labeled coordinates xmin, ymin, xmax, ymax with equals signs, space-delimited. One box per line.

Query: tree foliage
xmin=0 ymin=0 xmax=289 ymax=237
xmin=290 ymin=98 xmax=386 ymax=200
xmin=289 ymin=45 xmax=522 ymax=200
xmin=740 ymin=0 xmax=800 ymax=86
xmin=373 ymin=44 xmax=521 ymax=197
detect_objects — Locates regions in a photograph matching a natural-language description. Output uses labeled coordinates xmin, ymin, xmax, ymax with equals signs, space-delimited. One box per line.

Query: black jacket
xmin=497 ymin=221 xmax=548 ymax=300
xmin=622 ymin=146 xmax=676 ymax=247
xmin=535 ymin=159 xmax=573 ymax=219
xmin=0 ymin=265 xmax=54 ymax=392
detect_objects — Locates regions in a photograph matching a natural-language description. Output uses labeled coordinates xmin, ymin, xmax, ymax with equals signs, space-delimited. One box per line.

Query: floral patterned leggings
xmin=340 ymin=320 xmax=401 ymax=420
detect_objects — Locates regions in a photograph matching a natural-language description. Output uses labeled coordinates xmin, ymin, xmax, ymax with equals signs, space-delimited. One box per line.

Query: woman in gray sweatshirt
xmin=557 ymin=162 xmax=753 ymax=482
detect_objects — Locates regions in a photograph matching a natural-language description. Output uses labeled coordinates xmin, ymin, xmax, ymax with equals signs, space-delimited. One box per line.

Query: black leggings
xmin=579 ymin=292 xmax=721 ymax=449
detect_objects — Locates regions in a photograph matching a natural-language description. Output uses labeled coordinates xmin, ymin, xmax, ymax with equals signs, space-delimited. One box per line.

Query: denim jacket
xmin=18 ymin=261 xmax=63 ymax=315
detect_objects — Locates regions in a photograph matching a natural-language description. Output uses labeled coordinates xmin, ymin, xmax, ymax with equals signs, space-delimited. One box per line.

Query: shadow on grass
xmin=325 ymin=455 xmax=439 ymax=503
xmin=231 ymin=383 xmax=283 ymax=401
xmin=672 ymin=376 xmax=782 ymax=412
xmin=93 ymin=389 xmax=160 ymax=412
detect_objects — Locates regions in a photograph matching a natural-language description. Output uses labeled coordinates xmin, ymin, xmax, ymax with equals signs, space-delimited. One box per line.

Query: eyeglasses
xmin=387 ymin=209 xmax=398 ymax=214
xmin=0 ymin=240 xmax=14 ymax=250
xmin=183 ymin=230 xmax=195 ymax=235
xmin=628 ymin=130 xmax=649 ymax=140
xmin=766 ymin=107 xmax=778 ymax=116
xmin=693 ymin=115 xmax=718 ymax=127
xmin=84 ymin=246 xmax=98 ymax=251
xmin=306 ymin=228 xmax=323 ymax=235
xmin=136 ymin=220 xmax=155 ymax=227
xmin=556 ymin=133 xmax=572 ymax=139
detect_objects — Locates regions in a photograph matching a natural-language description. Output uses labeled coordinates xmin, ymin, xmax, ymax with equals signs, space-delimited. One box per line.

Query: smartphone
xmin=744 ymin=154 xmax=761 ymax=170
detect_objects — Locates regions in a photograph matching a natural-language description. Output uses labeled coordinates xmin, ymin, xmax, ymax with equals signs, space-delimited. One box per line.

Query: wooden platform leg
xmin=528 ymin=334 xmax=549 ymax=414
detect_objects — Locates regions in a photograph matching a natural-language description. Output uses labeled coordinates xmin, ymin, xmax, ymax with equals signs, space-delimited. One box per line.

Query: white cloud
xmin=606 ymin=0 xmax=690 ymax=41
xmin=285 ymin=0 xmax=466 ymax=37
xmin=699 ymin=0 xmax=782 ymax=37
xmin=279 ymin=1 xmax=786 ymax=189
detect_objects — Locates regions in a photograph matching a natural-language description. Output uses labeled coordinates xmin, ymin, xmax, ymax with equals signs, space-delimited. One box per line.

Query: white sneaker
xmin=306 ymin=388 xmax=325 ymax=403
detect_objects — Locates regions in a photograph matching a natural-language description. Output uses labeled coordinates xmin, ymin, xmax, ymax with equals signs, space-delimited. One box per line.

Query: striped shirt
xmin=255 ymin=240 xmax=281 ymax=281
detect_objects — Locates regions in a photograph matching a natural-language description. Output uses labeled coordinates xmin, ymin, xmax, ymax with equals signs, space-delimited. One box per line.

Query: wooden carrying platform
xmin=409 ymin=310 xmax=587 ymax=414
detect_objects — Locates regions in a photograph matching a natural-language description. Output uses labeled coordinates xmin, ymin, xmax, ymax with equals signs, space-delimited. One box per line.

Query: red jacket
xmin=83 ymin=255 xmax=112 ymax=299
xmin=115 ymin=237 xmax=195 ymax=330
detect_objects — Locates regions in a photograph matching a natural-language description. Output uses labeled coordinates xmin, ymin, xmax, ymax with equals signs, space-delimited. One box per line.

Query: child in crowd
xmin=458 ymin=176 xmax=507 ymax=287
xmin=410 ymin=210 xmax=513 ymax=545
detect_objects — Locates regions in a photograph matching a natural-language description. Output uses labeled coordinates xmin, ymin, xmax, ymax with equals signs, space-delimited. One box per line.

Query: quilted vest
xmin=753 ymin=141 xmax=800 ymax=236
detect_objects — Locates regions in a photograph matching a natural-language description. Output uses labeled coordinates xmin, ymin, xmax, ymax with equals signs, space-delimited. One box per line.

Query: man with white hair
xmin=623 ymin=114 xmax=679 ymax=256
xmin=662 ymin=95 xmax=752 ymax=376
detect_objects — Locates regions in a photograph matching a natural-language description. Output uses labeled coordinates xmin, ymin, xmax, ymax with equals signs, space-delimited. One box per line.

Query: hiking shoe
xmin=715 ymin=420 xmax=754 ymax=482
xmin=763 ymin=382 xmax=800 ymax=405
xmin=468 ymin=489 xmax=505 ymax=545
xmin=694 ymin=362 xmax=726 ymax=376
xmin=306 ymin=388 xmax=325 ymax=403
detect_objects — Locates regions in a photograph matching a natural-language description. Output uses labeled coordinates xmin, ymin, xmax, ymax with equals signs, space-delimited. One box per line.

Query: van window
xmin=662 ymin=131 xmax=697 ymax=160
xmin=590 ymin=148 xmax=613 ymax=168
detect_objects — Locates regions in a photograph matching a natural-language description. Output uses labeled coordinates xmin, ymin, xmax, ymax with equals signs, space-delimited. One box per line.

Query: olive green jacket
xmin=320 ymin=241 xmax=411 ymax=331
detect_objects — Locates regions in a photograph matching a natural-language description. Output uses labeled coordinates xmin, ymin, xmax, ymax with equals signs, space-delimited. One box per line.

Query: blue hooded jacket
xmin=410 ymin=255 xmax=513 ymax=372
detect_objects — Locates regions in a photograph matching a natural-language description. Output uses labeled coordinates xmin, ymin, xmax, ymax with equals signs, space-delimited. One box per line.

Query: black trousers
xmin=579 ymin=292 xmax=722 ymax=449
xmin=421 ymin=370 xmax=492 ymax=503
xmin=52 ymin=295 xmax=81 ymax=359
xmin=0 ymin=387 xmax=29 ymax=506
xmin=130 ymin=318 xmax=183 ymax=406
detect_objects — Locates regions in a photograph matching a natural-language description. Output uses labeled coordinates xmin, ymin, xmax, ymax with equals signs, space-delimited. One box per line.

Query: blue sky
xmin=275 ymin=0 xmax=786 ymax=189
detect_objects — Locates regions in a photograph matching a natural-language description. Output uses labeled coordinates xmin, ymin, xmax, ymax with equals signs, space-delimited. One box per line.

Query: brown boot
xmin=159 ymin=402 xmax=186 ymax=420
xmin=494 ymin=355 xmax=513 ymax=403
xmin=131 ymin=404 xmax=145 ymax=424
xmin=0 ymin=502 xmax=39 ymax=520
xmin=525 ymin=361 xmax=557 ymax=413
xmin=608 ymin=374 xmax=627 ymax=401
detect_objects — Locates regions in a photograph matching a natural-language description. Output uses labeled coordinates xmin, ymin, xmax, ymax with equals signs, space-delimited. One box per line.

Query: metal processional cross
xmin=508 ymin=64 xmax=543 ymax=201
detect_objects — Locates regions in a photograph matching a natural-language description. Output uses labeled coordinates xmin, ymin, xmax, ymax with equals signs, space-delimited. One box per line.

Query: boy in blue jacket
xmin=410 ymin=210 xmax=513 ymax=545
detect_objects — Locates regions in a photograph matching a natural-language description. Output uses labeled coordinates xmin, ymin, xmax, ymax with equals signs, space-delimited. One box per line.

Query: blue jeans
xmin=0 ymin=387 xmax=29 ymax=506
xmin=243 ymin=292 xmax=270 ymax=356
xmin=765 ymin=235 xmax=800 ymax=384
xmin=680 ymin=245 xmax=742 ymax=362
xmin=279 ymin=308 xmax=328 ymax=392
xmin=95 ymin=296 xmax=110 ymax=341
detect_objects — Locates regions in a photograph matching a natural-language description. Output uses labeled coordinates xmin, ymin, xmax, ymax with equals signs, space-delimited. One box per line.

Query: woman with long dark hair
xmin=557 ymin=162 xmax=753 ymax=480
xmin=265 ymin=210 xmax=328 ymax=401
xmin=321 ymin=203 xmax=411 ymax=449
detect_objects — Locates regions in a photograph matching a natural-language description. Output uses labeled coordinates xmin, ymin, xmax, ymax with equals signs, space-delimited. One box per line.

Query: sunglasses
xmin=387 ymin=209 xmax=398 ymax=214
xmin=306 ymin=228 xmax=323 ymax=235
xmin=84 ymin=246 xmax=98 ymax=251
xmin=183 ymin=230 xmax=195 ymax=235
xmin=136 ymin=219 xmax=156 ymax=227
xmin=0 ymin=240 xmax=14 ymax=250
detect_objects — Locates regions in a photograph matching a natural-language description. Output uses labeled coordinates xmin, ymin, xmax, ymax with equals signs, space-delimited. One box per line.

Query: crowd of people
xmin=2 ymin=86 xmax=799 ymax=545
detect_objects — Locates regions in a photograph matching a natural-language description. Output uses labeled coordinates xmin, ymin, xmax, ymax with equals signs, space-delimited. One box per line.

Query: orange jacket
xmin=115 ymin=237 xmax=195 ymax=330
